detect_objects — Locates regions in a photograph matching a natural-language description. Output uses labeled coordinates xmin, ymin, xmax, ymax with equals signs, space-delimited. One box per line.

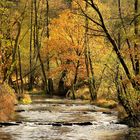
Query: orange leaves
xmin=120 ymin=45 xmax=140 ymax=60
xmin=42 ymin=7 xmax=108 ymax=83
xmin=45 ymin=10 xmax=86 ymax=76
xmin=50 ymin=13 xmax=84 ymax=59
xmin=133 ymin=75 xmax=140 ymax=86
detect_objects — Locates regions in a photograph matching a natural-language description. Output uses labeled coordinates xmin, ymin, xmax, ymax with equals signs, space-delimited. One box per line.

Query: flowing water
xmin=0 ymin=95 xmax=139 ymax=140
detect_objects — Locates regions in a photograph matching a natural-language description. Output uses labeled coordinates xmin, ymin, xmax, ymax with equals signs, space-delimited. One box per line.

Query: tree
xmin=134 ymin=0 xmax=139 ymax=75
xmin=0 ymin=0 xmax=26 ymax=92
xmin=33 ymin=0 xmax=48 ymax=93
xmin=78 ymin=0 xmax=140 ymax=126
xmin=47 ymin=10 xmax=87 ymax=96
xmin=84 ymin=2 xmax=97 ymax=100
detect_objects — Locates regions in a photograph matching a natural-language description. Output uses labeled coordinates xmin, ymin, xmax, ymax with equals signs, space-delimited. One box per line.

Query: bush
xmin=19 ymin=94 xmax=32 ymax=104
xmin=92 ymin=99 xmax=118 ymax=109
xmin=0 ymin=83 xmax=17 ymax=121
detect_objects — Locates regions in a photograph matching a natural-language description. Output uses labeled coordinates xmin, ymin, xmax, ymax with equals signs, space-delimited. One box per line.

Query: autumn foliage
xmin=0 ymin=83 xmax=17 ymax=121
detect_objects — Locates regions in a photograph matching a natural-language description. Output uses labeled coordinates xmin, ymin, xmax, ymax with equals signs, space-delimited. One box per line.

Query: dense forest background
xmin=0 ymin=0 xmax=140 ymax=126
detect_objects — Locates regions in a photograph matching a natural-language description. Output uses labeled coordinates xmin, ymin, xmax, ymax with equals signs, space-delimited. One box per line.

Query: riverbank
xmin=0 ymin=83 xmax=17 ymax=122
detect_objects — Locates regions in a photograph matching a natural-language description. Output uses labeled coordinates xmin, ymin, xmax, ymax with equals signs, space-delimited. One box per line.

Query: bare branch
xmin=75 ymin=1 xmax=102 ymax=27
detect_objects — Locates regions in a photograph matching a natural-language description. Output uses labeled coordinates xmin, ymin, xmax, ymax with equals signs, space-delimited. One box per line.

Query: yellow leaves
xmin=72 ymin=0 xmax=87 ymax=10
xmin=94 ymin=99 xmax=117 ymax=109
xmin=121 ymin=45 xmax=140 ymax=60
xmin=44 ymin=7 xmax=109 ymax=83
xmin=13 ymin=10 xmax=20 ymax=19
xmin=48 ymin=9 xmax=85 ymax=65
xmin=0 ymin=34 xmax=3 ymax=40
xmin=51 ymin=10 xmax=74 ymax=28
xmin=133 ymin=75 xmax=140 ymax=86
xmin=20 ymin=94 xmax=32 ymax=104
xmin=50 ymin=9 xmax=84 ymax=40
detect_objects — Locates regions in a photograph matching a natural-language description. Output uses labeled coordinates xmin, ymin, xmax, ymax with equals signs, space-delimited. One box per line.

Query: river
xmin=0 ymin=95 xmax=139 ymax=140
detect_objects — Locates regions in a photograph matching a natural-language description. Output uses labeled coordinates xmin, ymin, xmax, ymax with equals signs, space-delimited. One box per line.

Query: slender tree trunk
xmin=88 ymin=46 xmax=97 ymax=100
xmin=18 ymin=45 xmax=24 ymax=93
xmin=134 ymin=0 xmax=139 ymax=75
xmin=58 ymin=70 xmax=67 ymax=96
xmin=45 ymin=0 xmax=50 ymax=71
xmin=46 ymin=0 xmax=49 ymax=38
xmin=15 ymin=66 xmax=20 ymax=94
xmin=12 ymin=22 xmax=21 ymax=64
xmin=84 ymin=32 xmax=93 ymax=100
xmin=74 ymin=60 xmax=80 ymax=85
xmin=34 ymin=0 xmax=48 ymax=93
xmin=84 ymin=2 xmax=90 ymax=82
xmin=84 ymin=2 xmax=96 ymax=100
xmin=118 ymin=0 xmax=135 ymax=73
xmin=29 ymin=0 xmax=34 ymax=90
xmin=45 ymin=0 xmax=54 ymax=95
xmin=69 ymin=60 xmax=80 ymax=100
xmin=5 ymin=22 xmax=21 ymax=83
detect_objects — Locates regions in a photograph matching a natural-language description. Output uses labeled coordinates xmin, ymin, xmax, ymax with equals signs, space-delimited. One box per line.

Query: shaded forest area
xmin=0 ymin=0 xmax=140 ymax=127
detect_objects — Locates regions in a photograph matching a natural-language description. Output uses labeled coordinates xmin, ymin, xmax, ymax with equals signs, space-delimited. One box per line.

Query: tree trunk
xmin=116 ymin=2 xmax=140 ymax=127
xmin=118 ymin=0 xmax=136 ymax=73
xmin=46 ymin=0 xmax=49 ymax=38
xmin=73 ymin=60 xmax=80 ymax=85
xmin=88 ymin=45 xmax=97 ymax=100
xmin=17 ymin=45 xmax=24 ymax=93
xmin=58 ymin=70 xmax=67 ymax=96
xmin=84 ymin=0 xmax=139 ymax=90
xmin=84 ymin=2 xmax=96 ymax=101
xmin=48 ymin=78 xmax=54 ymax=95
xmin=5 ymin=22 xmax=21 ymax=83
xmin=134 ymin=0 xmax=139 ymax=75
xmin=15 ymin=65 xmax=20 ymax=94
xmin=29 ymin=0 xmax=34 ymax=91
xmin=34 ymin=0 xmax=48 ymax=93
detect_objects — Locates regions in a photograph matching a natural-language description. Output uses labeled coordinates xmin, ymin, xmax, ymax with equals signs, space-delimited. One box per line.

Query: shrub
xmin=0 ymin=83 xmax=17 ymax=121
xmin=95 ymin=99 xmax=118 ymax=109
xmin=19 ymin=94 xmax=32 ymax=104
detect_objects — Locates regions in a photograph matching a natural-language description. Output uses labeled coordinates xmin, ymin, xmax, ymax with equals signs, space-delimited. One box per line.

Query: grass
xmin=67 ymin=86 xmax=117 ymax=109
xmin=92 ymin=99 xmax=118 ymax=109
